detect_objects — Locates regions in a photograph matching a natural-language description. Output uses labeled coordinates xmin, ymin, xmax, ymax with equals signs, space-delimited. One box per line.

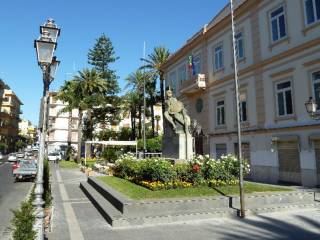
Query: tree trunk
xmin=159 ymin=73 xmax=165 ymax=133
xmin=67 ymin=111 xmax=72 ymax=160
xmin=151 ymin=101 xmax=155 ymax=137
xmin=160 ymin=73 xmax=165 ymax=116
xmin=131 ymin=109 xmax=136 ymax=140
xmin=138 ymin=105 xmax=142 ymax=139
xmin=156 ymin=119 xmax=159 ymax=133
xmin=77 ymin=110 xmax=83 ymax=163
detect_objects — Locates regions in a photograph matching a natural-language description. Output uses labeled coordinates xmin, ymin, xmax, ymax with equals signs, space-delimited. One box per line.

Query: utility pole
xmin=230 ymin=0 xmax=245 ymax=218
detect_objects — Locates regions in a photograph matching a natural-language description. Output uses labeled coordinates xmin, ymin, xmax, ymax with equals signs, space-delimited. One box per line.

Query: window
xmin=312 ymin=71 xmax=320 ymax=110
xmin=276 ymin=81 xmax=293 ymax=116
xmin=270 ymin=6 xmax=287 ymax=42
xmin=235 ymin=32 xmax=244 ymax=59
xmin=193 ymin=55 xmax=201 ymax=75
xmin=214 ymin=45 xmax=223 ymax=71
xmin=169 ymin=71 xmax=177 ymax=95
xmin=239 ymin=93 xmax=247 ymax=122
xmin=178 ymin=65 xmax=186 ymax=83
xmin=216 ymin=100 xmax=225 ymax=126
xmin=304 ymin=0 xmax=320 ymax=25
xmin=216 ymin=144 xmax=227 ymax=159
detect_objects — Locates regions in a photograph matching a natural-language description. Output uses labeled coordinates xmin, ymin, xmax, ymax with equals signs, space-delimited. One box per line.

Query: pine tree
xmin=87 ymin=34 xmax=121 ymax=139
xmin=88 ymin=34 xmax=120 ymax=95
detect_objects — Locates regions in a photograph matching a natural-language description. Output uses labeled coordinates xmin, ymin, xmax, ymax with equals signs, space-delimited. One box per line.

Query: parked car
xmin=0 ymin=153 xmax=3 ymax=160
xmin=48 ymin=152 xmax=61 ymax=162
xmin=16 ymin=152 xmax=24 ymax=158
xmin=13 ymin=159 xmax=37 ymax=181
xmin=8 ymin=153 xmax=17 ymax=162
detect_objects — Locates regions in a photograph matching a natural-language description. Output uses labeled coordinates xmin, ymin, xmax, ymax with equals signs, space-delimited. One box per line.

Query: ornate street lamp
xmin=40 ymin=18 xmax=60 ymax=43
xmin=49 ymin=56 xmax=60 ymax=80
xmin=33 ymin=18 xmax=60 ymax=240
xmin=305 ymin=97 xmax=320 ymax=120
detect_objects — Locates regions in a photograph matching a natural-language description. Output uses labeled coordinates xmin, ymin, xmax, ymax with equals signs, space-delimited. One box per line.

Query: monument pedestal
xmin=162 ymin=125 xmax=193 ymax=160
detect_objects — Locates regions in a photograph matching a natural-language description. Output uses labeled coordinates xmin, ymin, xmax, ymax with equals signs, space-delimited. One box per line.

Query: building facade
xmin=47 ymin=92 xmax=79 ymax=154
xmin=19 ymin=119 xmax=37 ymax=143
xmin=162 ymin=0 xmax=320 ymax=186
xmin=0 ymin=88 xmax=23 ymax=151
xmin=94 ymin=103 xmax=164 ymax=138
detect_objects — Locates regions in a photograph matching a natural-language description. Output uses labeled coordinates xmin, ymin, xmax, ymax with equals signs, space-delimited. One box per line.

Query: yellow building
xmin=162 ymin=0 xmax=320 ymax=186
xmin=0 ymin=88 xmax=23 ymax=151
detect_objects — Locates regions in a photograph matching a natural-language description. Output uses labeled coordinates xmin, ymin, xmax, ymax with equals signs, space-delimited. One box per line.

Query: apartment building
xmin=19 ymin=119 xmax=37 ymax=142
xmin=103 ymin=103 xmax=164 ymax=134
xmin=162 ymin=0 xmax=320 ymax=186
xmin=0 ymin=88 xmax=23 ymax=151
xmin=47 ymin=92 xmax=79 ymax=154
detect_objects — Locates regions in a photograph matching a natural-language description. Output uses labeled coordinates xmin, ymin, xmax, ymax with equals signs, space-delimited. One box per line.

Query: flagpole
xmin=230 ymin=0 xmax=245 ymax=218
xmin=143 ymin=41 xmax=147 ymax=159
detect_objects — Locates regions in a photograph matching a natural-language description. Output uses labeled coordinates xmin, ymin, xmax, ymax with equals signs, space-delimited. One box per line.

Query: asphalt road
xmin=0 ymin=157 xmax=33 ymax=239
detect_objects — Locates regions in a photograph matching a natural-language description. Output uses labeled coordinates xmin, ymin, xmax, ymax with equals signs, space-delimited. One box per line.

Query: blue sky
xmin=0 ymin=0 xmax=228 ymax=125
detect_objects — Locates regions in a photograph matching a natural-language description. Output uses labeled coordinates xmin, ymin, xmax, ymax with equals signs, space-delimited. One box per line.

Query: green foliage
xmin=15 ymin=140 xmax=26 ymax=151
xmin=11 ymin=200 xmax=36 ymax=240
xmin=59 ymin=160 xmax=78 ymax=168
xmin=86 ymin=34 xmax=121 ymax=140
xmin=0 ymin=142 xmax=8 ymax=153
xmin=174 ymin=163 xmax=191 ymax=182
xmin=137 ymin=135 xmax=162 ymax=152
xmin=113 ymin=154 xmax=251 ymax=189
xmin=117 ymin=127 xmax=132 ymax=141
xmin=43 ymin=159 xmax=52 ymax=207
xmin=137 ymin=158 xmax=176 ymax=183
xmin=66 ymin=145 xmax=76 ymax=160
xmin=88 ymin=34 xmax=119 ymax=94
xmin=140 ymin=46 xmax=170 ymax=113
xmin=113 ymin=153 xmax=139 ymax=179
xmin=101 ymin=147 xmax=121 ymax=163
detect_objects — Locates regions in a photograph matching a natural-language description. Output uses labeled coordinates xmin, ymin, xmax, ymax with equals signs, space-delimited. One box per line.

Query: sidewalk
xmin=47 ymin=164 xmax=320 ymax=240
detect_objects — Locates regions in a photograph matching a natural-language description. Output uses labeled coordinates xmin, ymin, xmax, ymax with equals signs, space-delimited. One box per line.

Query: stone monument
xmin=162 ymin=87 xmax=193 ymax=160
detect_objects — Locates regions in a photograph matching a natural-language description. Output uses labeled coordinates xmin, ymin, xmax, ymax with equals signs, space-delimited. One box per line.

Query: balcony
xmin=180 ymin=74 xmax=207 ymax=96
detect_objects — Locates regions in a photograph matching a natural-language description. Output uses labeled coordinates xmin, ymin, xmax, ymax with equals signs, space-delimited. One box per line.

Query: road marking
xmin=56 ymin=170 xmax=84 ymax=240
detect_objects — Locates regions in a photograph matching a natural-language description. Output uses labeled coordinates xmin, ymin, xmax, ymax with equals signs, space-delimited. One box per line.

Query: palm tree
xmin=125 ymin=70 xmax=147 ymax=138
xmin=140 ymin=46 xmax=170 ymax=116
xmin=58 ymin=80 xmax=83 ymax=162
xmin=123 ymin=92 xmax=140 ymax=139
xmin=58 ymin=68 xmax=108 ymax=162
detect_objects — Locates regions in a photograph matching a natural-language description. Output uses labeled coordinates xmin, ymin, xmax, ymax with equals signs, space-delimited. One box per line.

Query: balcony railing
xmin=180 ymin=74 xmax=207 ymax=95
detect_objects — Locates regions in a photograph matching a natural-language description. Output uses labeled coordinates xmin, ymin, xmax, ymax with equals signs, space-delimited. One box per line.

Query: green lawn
xmin=96 ymin=176 xmax=292 ymax=200
xmin=59 ymin=160 xmax=79 ymax=168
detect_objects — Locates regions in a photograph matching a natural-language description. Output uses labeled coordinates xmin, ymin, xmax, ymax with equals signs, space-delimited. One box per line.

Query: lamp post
xmin=230 ymin=0 xmax=245 ymax=218
xmin=305 ymin=97 xmax=320 ymax=120
xmin=34 ymin=18 xmax=60 ymax=240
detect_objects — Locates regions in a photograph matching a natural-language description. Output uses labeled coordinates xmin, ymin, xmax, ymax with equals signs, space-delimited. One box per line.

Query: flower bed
xmin=112 ymin=153 xmax=250 ymax=191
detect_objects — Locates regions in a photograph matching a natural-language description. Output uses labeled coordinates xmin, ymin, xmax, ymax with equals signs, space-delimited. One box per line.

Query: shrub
xmin=102 ymin=147 xmax=121 ymax=163
xmin=43 ymin=159 xmax=52 ymax=207
xmin=137 ymin=158 xmax=176 ymax=182
xmin=114 ymin=153 xmax=139 ymax=179
xmin=137 ymin=135 xmax=162 ymax=152
xmin=188 ymin=156 xmax=205 ymax=185
xmin=11 ymin=200 xmax=36 ymax=240
xmin=220 ymin=154 xmax=250 ymax=178
xmin=0 ymin=142 xmax=7 ymax=153
xmin=174 ymin=163 xmax=191 ymax=182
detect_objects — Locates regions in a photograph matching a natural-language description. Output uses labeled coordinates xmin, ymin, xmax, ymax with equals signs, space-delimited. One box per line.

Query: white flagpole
xmin=230 ymin=0 xmax=245 ymax=218
xmin=143 ymin=41 xmax=147 ymax=158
